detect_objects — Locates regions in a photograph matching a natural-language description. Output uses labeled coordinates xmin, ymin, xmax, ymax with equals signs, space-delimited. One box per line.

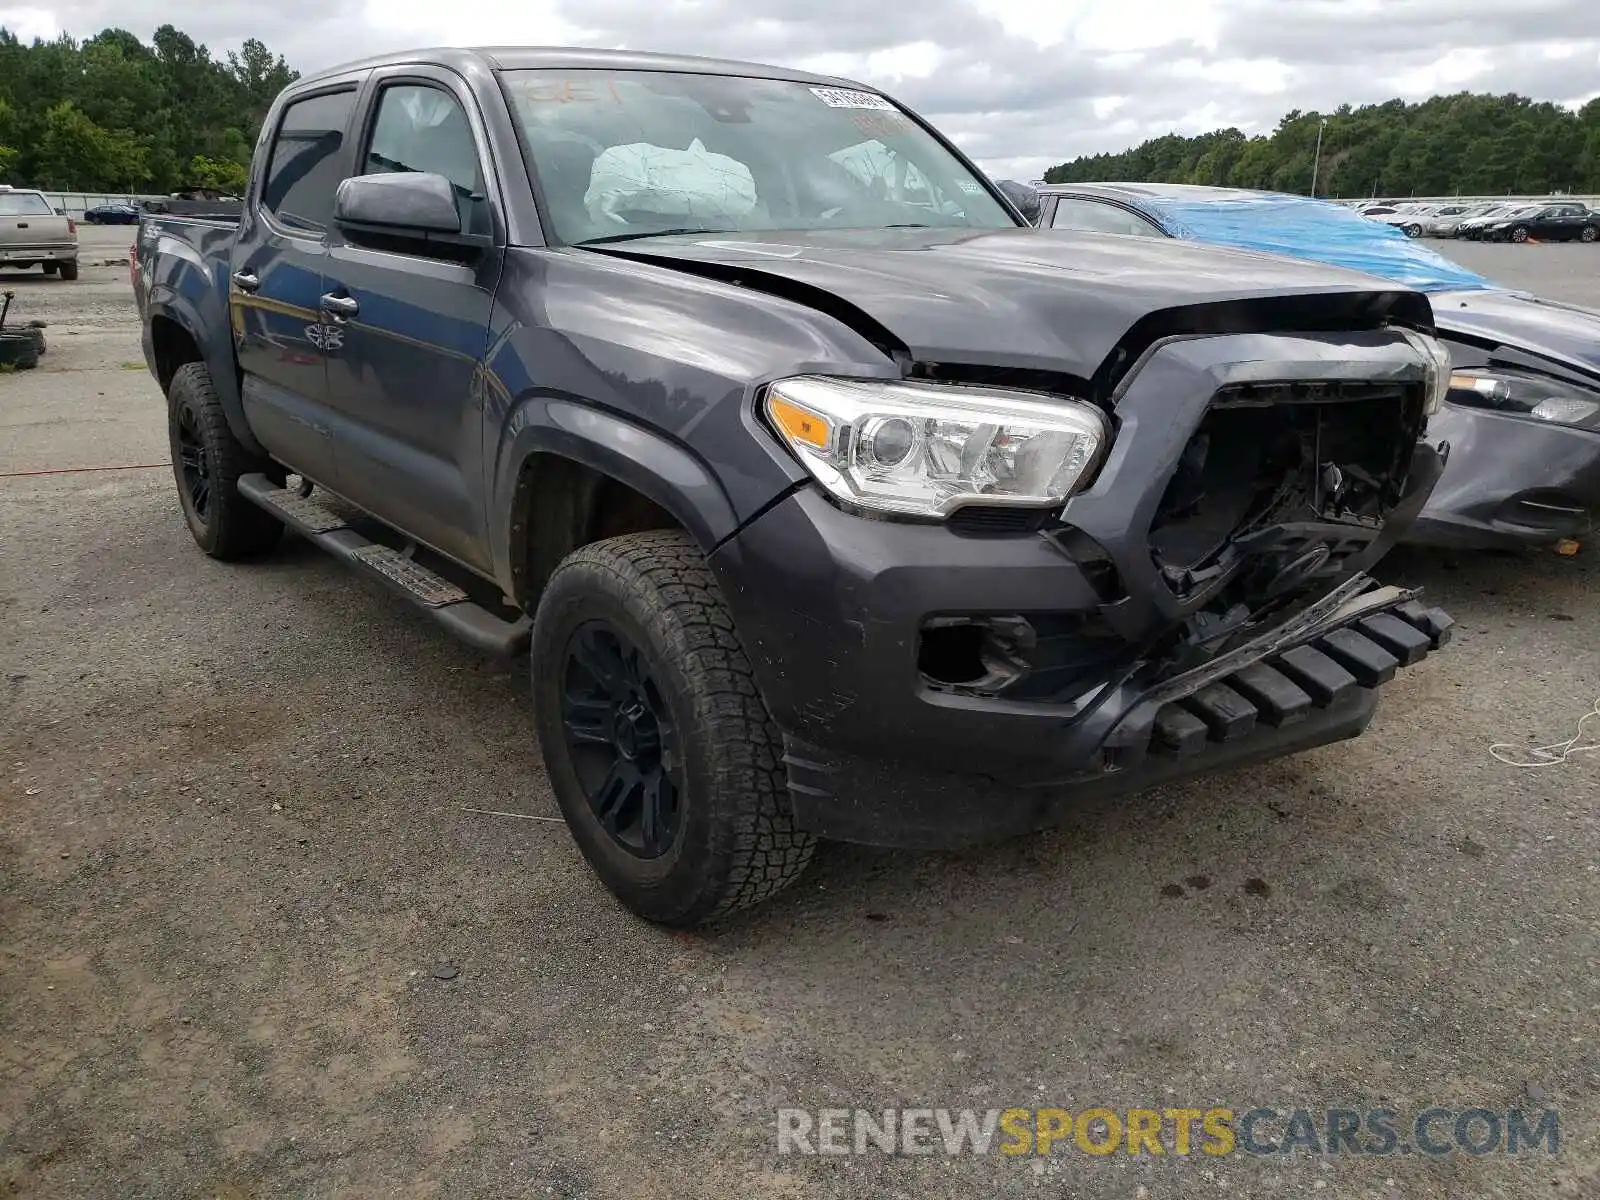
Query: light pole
xmin=1310 ymin=117 xmax=1327 ymax=197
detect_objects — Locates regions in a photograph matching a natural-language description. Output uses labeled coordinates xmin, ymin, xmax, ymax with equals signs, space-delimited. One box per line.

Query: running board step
xmin=238 ymin=473 xmax=530 ymax=656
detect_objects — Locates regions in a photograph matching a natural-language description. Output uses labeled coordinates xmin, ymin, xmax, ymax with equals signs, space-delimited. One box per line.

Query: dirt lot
xmin=2 ymin=228 xmax=1598 ymax=1199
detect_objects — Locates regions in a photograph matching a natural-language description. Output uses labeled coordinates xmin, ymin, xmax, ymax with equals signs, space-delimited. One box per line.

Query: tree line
xmin=0 ymin=25 xmax=297 ymax=194
xmin=1044 ymin=93 xmax=1600 ymax=198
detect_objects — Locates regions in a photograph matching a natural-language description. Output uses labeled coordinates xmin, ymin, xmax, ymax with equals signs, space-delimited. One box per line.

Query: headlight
xmin=763 ymin=376 xmax=1109 ymax=518
xmin=1400 ymin=330 xmax=1451 ymax=416
xmin=1449 ymin=369 xmax=1600 ymax=429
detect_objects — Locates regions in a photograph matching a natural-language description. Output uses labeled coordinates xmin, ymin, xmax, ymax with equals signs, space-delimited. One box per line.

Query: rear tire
xmin=531 ymin=529 xmax=815 ymax=926
xmin=166 ymin=362 xmax=283 ymax=560
xmin=57 ymin=260 xmax=79 ymax=281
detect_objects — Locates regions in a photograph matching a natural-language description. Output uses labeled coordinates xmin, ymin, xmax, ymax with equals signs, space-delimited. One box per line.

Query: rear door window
xmin=261 ymin=89 xmax=358 ymax=233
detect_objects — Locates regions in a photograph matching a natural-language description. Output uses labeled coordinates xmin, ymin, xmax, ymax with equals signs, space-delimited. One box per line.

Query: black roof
xmin=295 ymin=45 xmax=871 ymax=92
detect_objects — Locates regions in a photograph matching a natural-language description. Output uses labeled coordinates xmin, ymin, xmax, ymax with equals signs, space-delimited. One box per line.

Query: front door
xmin=230 ymin=85 xmax=362 ymax=486
xmin=321 ymin=73 xmax=504 ymax=572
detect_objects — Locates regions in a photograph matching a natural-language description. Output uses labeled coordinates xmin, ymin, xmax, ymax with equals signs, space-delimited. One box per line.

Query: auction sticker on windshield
xmin=810 ymin=86 xmax=896 ymax=111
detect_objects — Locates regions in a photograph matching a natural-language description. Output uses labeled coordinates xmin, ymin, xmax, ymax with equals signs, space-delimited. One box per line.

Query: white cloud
xmin=0 ymin=5 xmax=58 ymax=40
xmin=13 ymin=0 xmax=1600 ymax=179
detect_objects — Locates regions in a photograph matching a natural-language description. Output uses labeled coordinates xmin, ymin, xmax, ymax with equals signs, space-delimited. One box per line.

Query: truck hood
xmin=596 ymin=226 xmax=1430 ymax=384
xmin=1433 ymin=288 xmax=1600 ymax=378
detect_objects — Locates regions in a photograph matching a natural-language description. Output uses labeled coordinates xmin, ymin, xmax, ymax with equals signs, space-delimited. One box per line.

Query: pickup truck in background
xmin=0 ymin=185 xmax=79 ymax=279
xmin=134 ymin=47 xmax=1454 ymax=927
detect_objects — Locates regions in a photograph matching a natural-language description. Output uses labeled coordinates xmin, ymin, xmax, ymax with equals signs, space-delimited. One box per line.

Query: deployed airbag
xmin=584 ymin=139 xmax=758 ymax=225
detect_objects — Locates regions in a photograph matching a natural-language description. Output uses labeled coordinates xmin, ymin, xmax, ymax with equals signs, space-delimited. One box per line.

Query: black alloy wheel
xmin=175 ymin=399 xmax=213 ymax=525
xmin=560 ymin=620 xmax=683 ymax=859
xmin=164 ymin=362 xmax=282 ymax=559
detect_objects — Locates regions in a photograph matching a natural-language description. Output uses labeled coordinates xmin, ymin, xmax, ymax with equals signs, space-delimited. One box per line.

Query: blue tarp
xmin=1136 ymin=191 xmax=1496 ymax=294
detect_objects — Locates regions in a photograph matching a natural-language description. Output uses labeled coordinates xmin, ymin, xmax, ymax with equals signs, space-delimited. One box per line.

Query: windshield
xmin=0 ymin=192 xmax=53 ymax=216
xmin=502 ymin=69 xmax=1015 ymax=244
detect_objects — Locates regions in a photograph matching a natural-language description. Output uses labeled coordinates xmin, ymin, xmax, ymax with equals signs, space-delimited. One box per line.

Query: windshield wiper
xmin=576 ymin=227 xmax=728 ymax=246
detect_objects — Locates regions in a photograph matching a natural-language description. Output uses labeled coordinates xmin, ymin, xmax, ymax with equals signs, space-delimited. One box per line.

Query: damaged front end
xmin=955 ymin=326 xmax=1452 ymax=772
xmin=712 ymin=324 xmax=1455 ymax=849
xmin=900 ymin=326 xmax=1454 ymax=774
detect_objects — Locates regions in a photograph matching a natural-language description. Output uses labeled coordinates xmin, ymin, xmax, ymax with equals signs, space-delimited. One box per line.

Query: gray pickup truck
xmin=134 ymin=47 xmax=1453 ymax=926
xmin=0 ymin=185 xmax=80 ymax=279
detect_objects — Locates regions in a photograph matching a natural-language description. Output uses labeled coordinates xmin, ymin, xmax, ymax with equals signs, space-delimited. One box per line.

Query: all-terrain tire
xmin=531 ymin=529 xmax=816 ymax=926
xmin=0 ymin=332 xmax=39 ymax=370
xmin=57 ymin=260 xmax=79 ymax=281
xmin=166 ymin=362 xmax=283 ymax=559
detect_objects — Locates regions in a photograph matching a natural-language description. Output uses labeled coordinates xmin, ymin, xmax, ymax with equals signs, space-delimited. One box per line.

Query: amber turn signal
xmin=767 ymin=394 xmax=833 ymax=452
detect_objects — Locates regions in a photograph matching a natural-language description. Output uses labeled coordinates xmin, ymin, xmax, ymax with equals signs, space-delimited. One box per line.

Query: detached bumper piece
xmin=1147 ymin=600 xmax=1452 ymax=762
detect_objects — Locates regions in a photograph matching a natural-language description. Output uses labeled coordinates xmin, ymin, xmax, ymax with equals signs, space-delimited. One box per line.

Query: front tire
xmin=1510 ymin=226 xmax=1529 ymax=243
xmin=1403 ymin=223 xmax=1422 ymax=238
xmin=1582 ymin=226 xmax=1598 ymax=243
xmin=531 ymin=530 xmax=815 ymax=926
xmin=166 ymin=362 xmax=283 ymax=559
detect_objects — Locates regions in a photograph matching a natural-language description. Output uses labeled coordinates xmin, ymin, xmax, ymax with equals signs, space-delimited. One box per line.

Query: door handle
xmin=320 ymin=293 xmax=359 ymax=319
xmin=16 ymin=222 xmax=27 ymax=229
xmin=231 ymin=270 xmax=260 ymax=293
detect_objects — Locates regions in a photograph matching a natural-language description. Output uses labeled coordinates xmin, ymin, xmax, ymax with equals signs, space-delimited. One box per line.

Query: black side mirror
xmin=995 ymin=179 xmax=1042 ymax=225
xmin=335 ymin=172 xmax=462 ymax=235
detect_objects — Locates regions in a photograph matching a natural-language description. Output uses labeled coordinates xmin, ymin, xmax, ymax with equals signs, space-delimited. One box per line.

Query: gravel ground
xmin=2 ymin=229 xmax=1598 ymax=1199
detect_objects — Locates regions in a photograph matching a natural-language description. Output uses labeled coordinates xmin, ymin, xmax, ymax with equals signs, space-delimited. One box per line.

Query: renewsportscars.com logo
xmin=776 ymin=1107 xmax=1560 ymax=1158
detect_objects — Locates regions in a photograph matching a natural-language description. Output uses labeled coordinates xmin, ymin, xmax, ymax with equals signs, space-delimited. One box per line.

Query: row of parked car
xmin=1359 ymin=199 xmax=1600 ymax=242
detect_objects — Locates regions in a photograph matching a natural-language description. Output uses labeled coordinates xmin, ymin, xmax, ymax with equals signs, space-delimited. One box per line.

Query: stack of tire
xmin=0 ymin=322 xmax=47 ymax=370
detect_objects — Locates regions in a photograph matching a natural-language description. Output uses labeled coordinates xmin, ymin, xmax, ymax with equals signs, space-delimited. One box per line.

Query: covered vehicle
xmin=1024 ymin=181 xmax=1600 ymax=551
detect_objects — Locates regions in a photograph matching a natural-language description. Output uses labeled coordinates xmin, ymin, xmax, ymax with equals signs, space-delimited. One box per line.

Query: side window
xmin=261 ymin=90 xmax=358 ymax=233
xmin=1049 ymin=198 xmax=1162 ymax=237
xmin=364 ymin=84 xmax=489 ymax=235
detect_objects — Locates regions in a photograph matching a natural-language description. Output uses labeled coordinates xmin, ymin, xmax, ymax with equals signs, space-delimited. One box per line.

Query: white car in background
xmin=1370 ymin=203 xmax=1464 ymax=237
xmin=0 ymin=185 xmax=80 ymax=279
xmin=1423 ymin=202 xmax=1507 ymax=238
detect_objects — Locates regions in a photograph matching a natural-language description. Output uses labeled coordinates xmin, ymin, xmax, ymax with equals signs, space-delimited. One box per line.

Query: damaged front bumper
xmin=710 ymin=329 xmax=1453 ymax=850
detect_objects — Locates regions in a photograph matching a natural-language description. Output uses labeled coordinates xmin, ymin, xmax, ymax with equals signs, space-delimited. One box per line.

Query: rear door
xmin=229 ymin=84 xmax=362 ymax=486
xmin=1542 ymin=205 xmax=1589 ymax=240
xmin=319 ymin=67 xmax=505 ymax=571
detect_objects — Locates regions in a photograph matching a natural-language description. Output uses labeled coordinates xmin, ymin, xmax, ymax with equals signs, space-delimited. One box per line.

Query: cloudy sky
xmin=4 ymin=0 xmax=1599 ymax=178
